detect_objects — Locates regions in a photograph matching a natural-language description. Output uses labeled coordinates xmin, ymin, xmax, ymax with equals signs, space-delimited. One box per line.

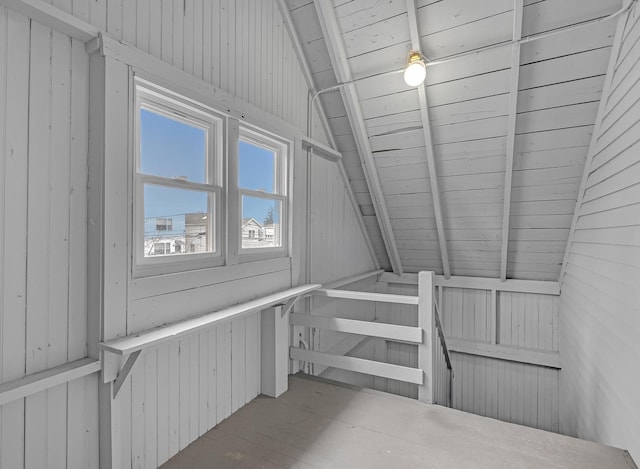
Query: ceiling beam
xmin=499 ymin=0 xmax=524 ymax=282
xmin=313 ymin=0 xmax=404 ymax=275
xmin=276 ymin=0 xmax=381 ymax=271
xmin=406 ymin=0 xmax=451 ymax=279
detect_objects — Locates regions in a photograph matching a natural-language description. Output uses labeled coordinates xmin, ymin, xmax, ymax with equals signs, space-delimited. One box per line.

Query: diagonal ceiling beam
xmin=406 ymin=0 xmax=451 ymax=279
xmin=500 ymin=0 xmax=524 ymax=282
xmin=276 ymin=0 xmax=380 ymax=271
xmin=314 ymin=0 xmax=404 ymax=275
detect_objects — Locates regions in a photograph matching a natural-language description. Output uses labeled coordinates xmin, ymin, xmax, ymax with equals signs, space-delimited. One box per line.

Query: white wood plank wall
xmin=116 ymin=315 xmax=261 ymax=468
xmin=369 ymin=282 xmax=560 ymax=432
xmin=0 ymin=7 xmax=99 ymax=469
xmin=46 ymin=0 xmax=312 ymax=132
xmin=0 ymin=2 xmax=373 ymax=469
xmin=309 ymin=155 xmax=377 ymax=285
xmin=560 ymin=4 xmax=640 ymax=462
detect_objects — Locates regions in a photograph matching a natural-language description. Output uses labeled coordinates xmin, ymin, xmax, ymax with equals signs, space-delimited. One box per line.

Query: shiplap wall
xmin=47 ymin=0 xmax=310 ymax=131
xmin=560 ymin=5 xmax=640 ymax=462
xmin=309 ymin=155 xmax=377 ymax=285
xmin=445 ymin=289 xmax=559 ymax=432
xmin=0 ymin=8 xmax=99 ymax=469
xmin=371 ymin=282 xmax=560 ymax=432
xmin=0 ymin=3 xmax=379 ymax=469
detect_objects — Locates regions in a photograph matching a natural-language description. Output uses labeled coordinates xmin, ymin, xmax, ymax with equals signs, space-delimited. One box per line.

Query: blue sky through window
xmin=140 ymin=108 xmax=277 ymax=225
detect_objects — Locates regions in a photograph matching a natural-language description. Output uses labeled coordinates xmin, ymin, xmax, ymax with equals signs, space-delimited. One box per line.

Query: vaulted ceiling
xmin=280 ymin=0 xmax=625 ymax=281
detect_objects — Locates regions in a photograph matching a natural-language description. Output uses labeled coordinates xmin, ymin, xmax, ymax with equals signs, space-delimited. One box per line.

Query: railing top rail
xmin=100 ymin=284 xmax=321 ymax=356
xmin=312 ymin=288 xmax=419 ymax=305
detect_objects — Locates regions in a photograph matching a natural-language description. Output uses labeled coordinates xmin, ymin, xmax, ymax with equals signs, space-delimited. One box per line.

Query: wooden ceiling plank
xmin=406 ymin=0 xmax=451 ymax=279
xmin=500 ymin=0 xmax=524 ymax=282
xmin=313 ymin=0 xmax=404 ymax=275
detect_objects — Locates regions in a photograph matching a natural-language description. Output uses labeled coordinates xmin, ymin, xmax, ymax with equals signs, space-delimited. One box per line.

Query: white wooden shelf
xmin=99 ymin=284 xmax=320 ymax=398
xmin=100 ymin=284 xmax=320 ymax=356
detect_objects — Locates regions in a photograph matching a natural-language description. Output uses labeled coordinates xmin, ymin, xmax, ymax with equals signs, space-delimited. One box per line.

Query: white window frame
xmin=133 ymin=79 xmax=225 ymax=276
xmin=234 ymin=126 xmax=289 ymax=262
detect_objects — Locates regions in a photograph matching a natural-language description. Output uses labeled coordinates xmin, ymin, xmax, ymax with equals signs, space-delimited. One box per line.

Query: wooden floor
xmin=160 ymin=375 xmax=636 ymax=469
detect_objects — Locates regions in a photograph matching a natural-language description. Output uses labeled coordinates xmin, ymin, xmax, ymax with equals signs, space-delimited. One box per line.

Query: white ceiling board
xmin=510 ymin=215 xmax=575 ymax=229
xmin=436 ymin=136 xmax=507 ymax=160
xmin=521 ymin=0 xmax=623 ymax=37
xmin=334 ymin=134 xmax=359 ymax=152
xmin=328 ymin=116 xmax=353 ymax=136
xmin=355 ymin=72 xmax=415 ymax=100
xmin=336 ymin=0 xmax=408 ymax=33
xmin=439 ymin=190 xmax=505 ymax=207
xmin=385 ymin=193 xmax=433 ymax=208
xmin=511 ymin=200 xmax=577 ymax=216
xmin=382 ymin=178 xmax=434 ymax=195
xmin=432 ymin=116 xmax=508 ymax=145
xmin=519 ymin=47 xmax=611 ymax=89
xmin=288 ymin=0 xmax=314 ymax=11
xmin=378 ymin=163 xmax=430 ymax=182
xmin=510 ymin=229 xmax=570 ymax=242
xmin=370 ymin=128 xmax=424 ymax=152
xmin=365 ymin=111 xmax=423 ymax=137
xmin=416 ymin=0 xmax=512 ymax=35
xmin=373 ymin=147 xmax=429 ymax=168
xmin=290 ymin=2 xmax=324 ymax=42
xmin=430 ymin=94 xmax=510 ymax=126
xmin=299 ymin=37 xmax=335 ymax=73
xmin=396 ymin=239 xmax=443 ymax=250
xmin=512 ymin=166 xmax=582 ymax=187
xmin=516 ymin=76 xmax=605 ymax=113
xmin=439 ymin=173 xmax=504 ymax=193
xmin=514 ymin=126 xmax=593 ymax=152
xmin=425 ymin=46 xmax=511 ymax=85
xmin=342 ymin=13 xmax=410 ymax=58
xmin=520 ymin=21 xmax=616 ymax=64
xmin=389 ymin=204 xmax=436 ymax=219
xmin=438 ymin=154 xmax=506 ymax=177
xmin=444 ymin=229 xmax=501 ymax=242
xmin=426 ymin=70 xmax=511 ymax=107
xmin=360 ymin=89 xmax=420 ymax=120
xmin=515 ymin=102 xmax=600 ymax=134
xmin=514 ymin=146 xmax=588 ymax=171
xmin=319 ymin=91 xmax=348 ymax=118
xmin=444 ymin=203 xmax=504 ymax=219
xmin=420 ymin=12 xmax=513 ymax=61
xmin=348 ymin=40 xmax=411 ymax=79
xmin=312 ymin=68 xmax=340 ymax=89
xmin=511 ymin=182 xmax=581 ymax=202
xmin=394 ymin=229 xmax=442 ymax=241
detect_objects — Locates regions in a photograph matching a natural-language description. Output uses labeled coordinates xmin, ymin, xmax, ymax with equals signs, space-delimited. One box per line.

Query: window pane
xmin=144 ymin=184 xmax=213 ymax=257
xmin=140 ymin=107 xmax=207 ymax=183
xmin=238 ymin=140 xmax=275 ymax=193
xmin=241 ymin=196 xmax=281 ymax=249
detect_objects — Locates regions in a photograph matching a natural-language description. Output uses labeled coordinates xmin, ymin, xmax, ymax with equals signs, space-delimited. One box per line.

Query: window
xmin=238 ymin=129 xmax=288 ymax=252
xmin=155 ymin=217 xmax=172 ymax=231
xmin=132 ymin=78 xmax=290 ymax=274
xmin=135 ymin=80 xmax=223 ymax=270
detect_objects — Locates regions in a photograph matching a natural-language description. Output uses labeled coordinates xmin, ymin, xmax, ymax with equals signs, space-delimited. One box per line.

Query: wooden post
xmin=261 ymin=306 xmax=289 ymax=398
xmin=418 ymin=271 xmax=435 ymax=403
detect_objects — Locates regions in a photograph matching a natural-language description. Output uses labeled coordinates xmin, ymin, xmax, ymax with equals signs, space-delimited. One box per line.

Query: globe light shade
xmin=404 ymin=51 xmax=426 ymax=87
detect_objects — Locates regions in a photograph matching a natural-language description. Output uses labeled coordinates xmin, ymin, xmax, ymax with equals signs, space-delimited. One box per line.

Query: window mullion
xmin=227 ymin=118 xmax=240 ymax=265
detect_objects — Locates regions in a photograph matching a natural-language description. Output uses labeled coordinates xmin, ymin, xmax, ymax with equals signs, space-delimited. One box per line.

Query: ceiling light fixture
xmin=404 ymin=50 xmax=426 ymax=87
